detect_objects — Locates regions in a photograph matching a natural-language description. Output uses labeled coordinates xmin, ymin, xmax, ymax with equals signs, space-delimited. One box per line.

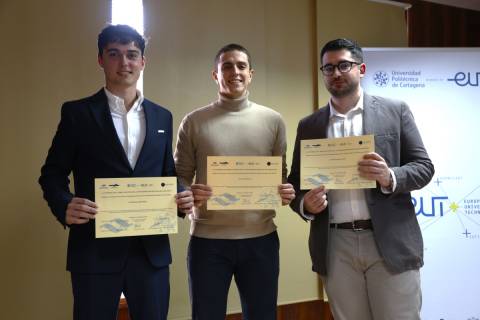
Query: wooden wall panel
xmin=398 ymin=0 xmax=480 ymax=46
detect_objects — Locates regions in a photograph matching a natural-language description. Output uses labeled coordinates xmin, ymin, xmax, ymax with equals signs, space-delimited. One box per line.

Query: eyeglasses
xmin=320 ymin=60 xmax=361 ymax=76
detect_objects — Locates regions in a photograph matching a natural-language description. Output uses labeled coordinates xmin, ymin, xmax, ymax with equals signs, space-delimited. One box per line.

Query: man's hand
xmin=278 ymin=183 xmax=295 ymax=205
xmin=190 ymin=184 xmax=212 ymax=208
xmin=303 ymin=185 xmax=328 ymax=214
xmin=176 ymin=190 xmax=194 ymax=215
xmin=358 ymin=152 xmax=391 ymax=188
xmin=66 ymin=197 xmax=98 ymax=225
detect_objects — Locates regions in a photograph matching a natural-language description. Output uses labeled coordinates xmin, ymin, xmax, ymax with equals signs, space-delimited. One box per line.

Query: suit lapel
xmin=315 ymin=105 xmax=330 ymax=139
xmin=134 ymin=100 xmax=157 ymax=171
xmin=363 ymin=93 xmax=380 ymax=198
xmin=363 ymin=93 xmax=378 ymax=136
xmin=89 ymin=89 xmax=131 ymax=169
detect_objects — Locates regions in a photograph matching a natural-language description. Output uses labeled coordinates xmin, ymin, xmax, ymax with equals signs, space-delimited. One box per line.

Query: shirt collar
xmin=328 ymin=89 xmax=364 ymax=119
xmin=104 ymin=87 xmax=144 ymax=114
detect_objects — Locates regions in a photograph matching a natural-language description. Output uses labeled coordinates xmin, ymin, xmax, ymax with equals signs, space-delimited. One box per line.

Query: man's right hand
xmin=190 ymin=184 xmax=212 ymax=208
xmin=66 ymin=197 xmax=98 ymax=225
xmin=303 ymin=186 xmax=328 ymax=214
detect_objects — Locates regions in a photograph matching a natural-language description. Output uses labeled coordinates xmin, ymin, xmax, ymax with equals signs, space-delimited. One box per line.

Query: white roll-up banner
xmin=362 ymin=48 xmax=480 ymax=320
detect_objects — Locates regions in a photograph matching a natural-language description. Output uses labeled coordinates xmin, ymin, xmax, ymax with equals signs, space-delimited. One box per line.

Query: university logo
xmin=372 ymin=71 xmax=389 ymax=87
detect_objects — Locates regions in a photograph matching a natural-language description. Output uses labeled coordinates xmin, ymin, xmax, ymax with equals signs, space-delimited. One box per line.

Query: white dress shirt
xmin=327 ymin=92 xmax=371 ymax=223
xmin=104 ymin=88 xmax=146 ymax=169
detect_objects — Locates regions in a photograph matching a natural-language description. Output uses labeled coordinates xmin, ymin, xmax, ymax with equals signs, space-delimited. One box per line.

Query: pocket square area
xmin=157 ymin=129 xmax=165 ymax=133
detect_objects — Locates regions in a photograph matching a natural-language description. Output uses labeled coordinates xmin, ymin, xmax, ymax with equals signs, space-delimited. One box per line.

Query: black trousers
xmin=71 ymin=238 xmax=170 ymax=320
xmin=188 ymin=231 xmax=280 ymax=320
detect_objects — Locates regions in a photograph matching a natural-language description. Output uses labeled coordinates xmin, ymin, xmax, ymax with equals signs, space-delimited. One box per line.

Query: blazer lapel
xmin=134 ymin=100 xmax=158 ymax=171
xmin=315 ymin=104 xmax=330 ymax=139
xmin=362 ymin=93 xmax=380 ymax=198
xmin=89 ymin=89 xmax=131 ymax=169
xmin=363 ymin=93 xmax=378 ymax=136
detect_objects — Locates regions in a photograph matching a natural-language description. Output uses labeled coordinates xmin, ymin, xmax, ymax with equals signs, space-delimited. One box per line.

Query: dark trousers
xmin=71 ymin=238 xmax=170 ymax=320
xmin=188 ymin=231 xmax=280 ymax=320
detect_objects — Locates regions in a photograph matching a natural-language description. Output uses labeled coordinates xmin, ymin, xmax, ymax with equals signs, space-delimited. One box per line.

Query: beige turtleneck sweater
xmin=174 ymin=92 xmax=287 ymax=239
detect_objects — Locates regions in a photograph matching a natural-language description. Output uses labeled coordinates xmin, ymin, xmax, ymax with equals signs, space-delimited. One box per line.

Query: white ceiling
xmin=422 ymin=0 xmax=480 ymax=11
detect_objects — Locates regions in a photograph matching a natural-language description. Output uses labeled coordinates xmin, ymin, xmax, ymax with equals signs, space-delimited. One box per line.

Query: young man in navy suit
xmin=39 ymin=24 xmax=193 ymax=320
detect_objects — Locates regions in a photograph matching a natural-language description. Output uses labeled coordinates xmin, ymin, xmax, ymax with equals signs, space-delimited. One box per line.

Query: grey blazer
xmin=287 ymin=93 xmax=434 ymax=275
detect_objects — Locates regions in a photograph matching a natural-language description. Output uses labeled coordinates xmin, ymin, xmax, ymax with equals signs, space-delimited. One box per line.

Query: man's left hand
xmin=176 ymin=190 xmax=194 ymax=215
xmin=358 ymin=152 xmax=391 ymax=188
xmin=278 ymin=183 xmax=295 ymax=205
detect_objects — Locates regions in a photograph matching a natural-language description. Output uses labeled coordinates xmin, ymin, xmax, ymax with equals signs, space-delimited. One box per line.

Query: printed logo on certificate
xmin=300 ymin=135 xmax=376 ymax=190
xmin=207 ymin=156 xmax=282 ymax=210
xmin=95 ymin=177 xmax=177 ymax=238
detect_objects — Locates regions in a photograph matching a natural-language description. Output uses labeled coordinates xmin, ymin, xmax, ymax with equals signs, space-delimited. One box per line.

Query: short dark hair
xmin=214 ymin=43 xmax=253 ymax=69
xmin=97 ymin=24 xmax=146 ymax=56
xmin=320 ymin=38 xmax=364 ymax=63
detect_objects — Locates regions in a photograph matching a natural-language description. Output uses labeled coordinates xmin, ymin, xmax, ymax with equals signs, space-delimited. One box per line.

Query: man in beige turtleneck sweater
xmin=174 ymin=44 xmax=295 ymax=320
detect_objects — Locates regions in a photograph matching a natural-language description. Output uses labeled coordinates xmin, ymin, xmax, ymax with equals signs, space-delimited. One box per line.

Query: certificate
xmin=300 ymin=135 xmax=376 ymax=190
xmin=207 ymin=156 xmax=282 ymax=210
xmin=95 ymin=177 xmax=177 ymax=238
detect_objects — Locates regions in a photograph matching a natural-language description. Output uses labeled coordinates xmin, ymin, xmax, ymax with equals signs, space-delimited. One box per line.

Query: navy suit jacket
xmin=288 ymin=93 xmax=434 ymax=275
xmin=39 ymin=89 xmax=177 ymax=273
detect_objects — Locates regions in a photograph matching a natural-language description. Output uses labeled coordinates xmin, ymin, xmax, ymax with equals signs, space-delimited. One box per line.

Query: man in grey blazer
xmin=288 ymin=38 xmax=434 ymax=320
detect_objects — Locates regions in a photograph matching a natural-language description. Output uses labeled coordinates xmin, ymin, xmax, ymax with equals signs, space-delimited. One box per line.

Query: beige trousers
xmin=321 ymin=228 xmax=421 ymax=320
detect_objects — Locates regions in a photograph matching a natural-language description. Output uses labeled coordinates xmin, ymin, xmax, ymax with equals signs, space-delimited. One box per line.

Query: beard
xmin=326 ymin=77 xmax=359 ymax=98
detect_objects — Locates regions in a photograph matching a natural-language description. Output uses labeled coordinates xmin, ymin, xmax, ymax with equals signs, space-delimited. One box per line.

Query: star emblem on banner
xmin=449 ymin=202 xmax=459 ymax=213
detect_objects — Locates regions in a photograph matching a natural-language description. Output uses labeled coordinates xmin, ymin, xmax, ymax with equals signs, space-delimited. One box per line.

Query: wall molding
xmin=118 ymin=298 xmax=333 ymax=320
